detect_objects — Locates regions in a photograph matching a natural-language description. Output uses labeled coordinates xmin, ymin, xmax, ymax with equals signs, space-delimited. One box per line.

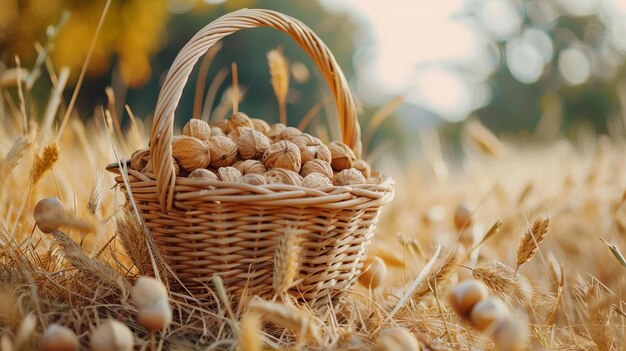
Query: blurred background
xmin=2 ymin=0 xmax=626 ymax=161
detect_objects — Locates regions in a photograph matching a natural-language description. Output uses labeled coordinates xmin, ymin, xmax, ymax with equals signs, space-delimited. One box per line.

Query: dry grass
xmin=1 ymin=35 xmax=626 ymax=351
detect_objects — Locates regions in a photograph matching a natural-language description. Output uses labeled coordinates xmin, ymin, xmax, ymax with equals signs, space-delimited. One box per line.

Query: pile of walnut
xmin=130 ymin=112 xmax=381 ymax=189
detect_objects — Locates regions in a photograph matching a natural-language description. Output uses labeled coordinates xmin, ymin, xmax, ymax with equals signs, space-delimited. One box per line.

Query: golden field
xmin=1 ymin=64 xmax=625 ymax=350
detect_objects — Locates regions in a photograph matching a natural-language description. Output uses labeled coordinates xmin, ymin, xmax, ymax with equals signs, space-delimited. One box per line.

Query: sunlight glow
xmin=322 ymin=0 xmax=481 ymax=121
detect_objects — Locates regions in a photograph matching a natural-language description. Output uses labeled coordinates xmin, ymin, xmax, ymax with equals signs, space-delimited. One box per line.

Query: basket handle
xmin=151 ymin=8 xmax=361 ymax=212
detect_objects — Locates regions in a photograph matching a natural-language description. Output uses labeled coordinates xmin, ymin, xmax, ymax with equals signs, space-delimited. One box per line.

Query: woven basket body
xmin=109 ymin=9 xmax=394 ymax=309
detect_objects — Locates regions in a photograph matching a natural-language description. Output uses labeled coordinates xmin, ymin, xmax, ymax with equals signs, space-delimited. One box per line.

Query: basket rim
xmin=107 ymin=161 xmax=394 ymax=209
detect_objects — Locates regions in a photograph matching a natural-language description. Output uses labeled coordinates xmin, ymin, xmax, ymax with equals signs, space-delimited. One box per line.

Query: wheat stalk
xmin=31 ymin=142 xmax=59 ymax=185
xmin=574 ymin=280 xmax=615 ymax=351
xmin=237 ymin=313 xmax=262 ymax=351
xmin=463 ymin=118 xmax=506 ymax=158
xmin=116 ymin=206 xmax=150 ymax=275
xmin=267 ymin=48 xmax=289 ymax=125
xmin=231 ymin=62 xmax=239 ymax=114
xmin=248 ymin=298 xmax=320 ymax=343
xmin=87 ymin=174 xmax=102 ymax=216
xmin=57 ymin=0 xmax=112 ymax=139
xmin=0 ymin=134 xmax=33 ymax=186
xmin=412 ymin=248 xmax=459 ymax=301
xmin=194 ymin=42 xmax=222 ymax=118
xmin=273 ymin=227 xmax=301 ymax=296
xmin=48 ymin=229 xmax=128 ymax=293
xmin=516 ymin=216 xmax=550 ymax=271
xmin=587 ymin=300 xmax=614 ymax=351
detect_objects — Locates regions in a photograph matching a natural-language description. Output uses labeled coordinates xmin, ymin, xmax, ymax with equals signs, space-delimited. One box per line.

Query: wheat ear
xmin=273 ymin=227 xmax=301 ymax=296
xmin=473 ymin=260 xmax=529 ymax=302
xmin=267 ymin=48 xmax=289 ymax=125
xmin=31 ymin=142 xmax=59 ymax=185
xmin=516 ymin=216 xmax=550 ymax=271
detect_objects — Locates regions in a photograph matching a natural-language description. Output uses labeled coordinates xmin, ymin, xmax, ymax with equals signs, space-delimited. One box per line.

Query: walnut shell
xmin=267 ymin=123 xmax=287 ymax=142
xmin=292 ymin=133 xmax=331 ymax=163
xmin=251 ymin=118 xmax=271 ymax=134
xmin=238 ymin=173 xmax=267 ymax=185
xmin=332 ymin=168 xmax=366 ymax=185
xmin=208 ymin=136 xmax=238 ymax=168
xmin=265 ymin=168 xmax=303 ymax=186
xmin=262 ymin=140 xmax=301 ymax=172
xmin=188 ymin=168 xmax=219 ymax=181
xmin=300 ymin=159 xmax=333 ymax=179
xmin=172 ymin=136 xmax=210 ymax=172
xmin=279 ymin=127 xmax=302 ymax=142
xmin=228 ymin=112 xmax=254 ymax=131
xmin=210 ymin=119 xmax=230 ymax=134
xmin=143 ymin=159 xmax=180 ymax=177
xmin=353 ymin=159 xmax=371 ymax=179
xmin=228 ymin=125 xmax=253 ymax=141
xmin=233 ymin=159 xmax=267 ymax=175
xmin=182 ymin=119 xmax=211 ymax=141
xmin=235 ymin=127 xmax=271 ymax=159
xmin=217 ymin=167 xmax=242 ymax=182
xmin=211 ymin=127 xmax=225 ymax=137
xmin=302 ymin=173 xmax=332 ymax=189
xmin=130 ymin=149 xmax=150 ymax=171
xmin=329 ymin=141 xmax=357 ymax=171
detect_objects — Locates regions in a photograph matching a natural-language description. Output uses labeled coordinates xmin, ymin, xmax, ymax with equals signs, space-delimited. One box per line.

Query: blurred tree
xmin=0 ymin=0 xmax=358 ymax=133
xmin=0 ymin=0 xmax=169 ymax=87
xmin=469 ymin=0 xmax=626 ymax=136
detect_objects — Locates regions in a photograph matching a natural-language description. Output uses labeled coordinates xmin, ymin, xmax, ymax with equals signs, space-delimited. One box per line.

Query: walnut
xmin=267 ymin=123 xmax=287 ymax=142
xmin=279 ymin=127 xmax=302 ymax=142
xmin=182 ymin=119 xmax=211 ymax=141
xmin=302 ymin=173 xmax=332 ymax=189
xmin=332 ymin=168 xmax=366 ymax=185
xmin=262 ymin=140 xmax=301 ymax=172
xmin=238 ymin=173 xmax=267 ymax=186
xmin=210 ymin=119 xmax=230 ymax=134
xmin=217 ymin=166 xmax=242 ymax=182
xmin=233 ymin=159 xmax=267 ymax=175
xmin=210 ymin=127 xmax=225 ymax=137
xmin=329 ymin=141 xmax=357 ymax=171
xmin=234 ymin=127 xmax=271 ymax=159
xmin=130 ymin=149 xmax=150 ymax=171
xmin=228 ymin=112 xmax=254 ymax=131
xmin=143 ymin=159 xmax=180 ymax=177
xmin=171 ymin=136 xmax=211 ymax=172
xmin=208 ymin=136 xmax=238 ymax=168
xmin=353 ymin=159 xmax=371 ymax=179
xmin=265 ymin=168 xmax=303 ymax=186
xmin=188 ymin=168 xmax=219 ymax=181
xmin=227 ymin=127 xmax=245 ymax=141
xmin=291 ymin=133 xmax=331 ymax=163
xmin=300 ymin=159 xmax=333 ymax=179
xmin=251 ymin=118 xmax=271 ymax=134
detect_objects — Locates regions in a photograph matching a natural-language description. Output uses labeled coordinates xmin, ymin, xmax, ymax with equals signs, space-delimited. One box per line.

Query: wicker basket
xmin=107 ymin=8 xmax=394 ymax=308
